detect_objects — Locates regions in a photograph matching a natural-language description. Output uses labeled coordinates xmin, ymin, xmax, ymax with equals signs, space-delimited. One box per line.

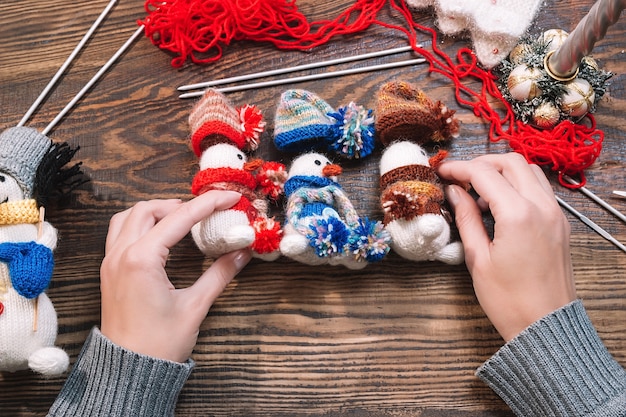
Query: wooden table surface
xmin=1 ymin=0 xmax=625 ymax=415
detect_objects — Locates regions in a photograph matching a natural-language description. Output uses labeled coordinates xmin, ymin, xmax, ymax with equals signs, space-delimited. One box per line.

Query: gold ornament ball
xmin=560 ymin=78 xmax=595 ymax=118
xmin=541 ymin=29 xmax=569 ymax=52
xmin=582 ymin=56 xmax=599 ymax=71
xmin=507 ymin=65 xmax=543 ymax=101
xmin=533 ymin=102 xmax=560 ymax=128
xmin=509 ymin=43 xmax=532 ymax=65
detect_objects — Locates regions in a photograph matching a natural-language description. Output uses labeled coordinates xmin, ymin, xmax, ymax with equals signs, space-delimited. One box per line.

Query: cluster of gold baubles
xmin=506 ymin=29 xmax=597 ymax=128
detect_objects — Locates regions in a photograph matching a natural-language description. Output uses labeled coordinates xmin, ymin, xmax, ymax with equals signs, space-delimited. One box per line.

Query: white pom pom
xmin=29 ymin=347 xmax=69 ymax=376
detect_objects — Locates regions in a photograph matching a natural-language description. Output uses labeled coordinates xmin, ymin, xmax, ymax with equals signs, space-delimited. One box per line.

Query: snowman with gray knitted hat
xmin=0 ymin=126 xmax=82 ymax=376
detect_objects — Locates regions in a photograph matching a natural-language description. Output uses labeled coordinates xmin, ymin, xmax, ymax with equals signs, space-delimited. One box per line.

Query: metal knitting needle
xmin=556 ymin=195 xmax=626 ymax=253
xmin=42 ymin=25 xmax=144 ymax=136
xmin=614 ymin=191 xmax=626 ymax=198
xmin=562 ymin=175 xmax=626 ymax=223
xmin=179 ymin=58 xmax=427 ymax=98
xmin=178 ymin=45 xmax=417 ymax=91
xmin=18 ymin=0 xmax=119 ymax=127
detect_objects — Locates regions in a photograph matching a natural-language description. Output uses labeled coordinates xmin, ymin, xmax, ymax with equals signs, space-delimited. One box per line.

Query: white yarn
xmin=191 ymin=210 xmax=256 ymax=258
xmin=406 ymin=0 xmax=543 ymax=68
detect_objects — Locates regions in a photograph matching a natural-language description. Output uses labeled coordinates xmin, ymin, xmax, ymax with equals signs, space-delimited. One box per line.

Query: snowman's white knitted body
xmin=0 ymin=215 xmax=69 ymax=376
xmin=380 ymin=141 xmax=463 ymax=265
xmin=191 ymin=143 xmax=280 ymax=261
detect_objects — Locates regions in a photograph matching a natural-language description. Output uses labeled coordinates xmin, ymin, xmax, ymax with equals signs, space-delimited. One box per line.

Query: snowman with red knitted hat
xmin=189 ymin=89 xmax=287 ymax=261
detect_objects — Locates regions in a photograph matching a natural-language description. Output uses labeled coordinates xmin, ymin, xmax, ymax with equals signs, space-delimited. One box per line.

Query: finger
xmin=438 ymin=158 xmax=524 ymax=214
xmin=529 ymin=164 xmax=557 ymax=200
xmin=445 ymin=185 xmax=491 ymax=268
xmin=181 ymin=249 xmax=252 ymax=318
xmin=143 ymin=191 xmax=242 ymax=251
xmin=106 ymin=199 xmax=183 ymax=252
xmin=466 ymin=153 xmax=555 ymax=204
xmin=439 ymin=153 xmax=557 ymax=217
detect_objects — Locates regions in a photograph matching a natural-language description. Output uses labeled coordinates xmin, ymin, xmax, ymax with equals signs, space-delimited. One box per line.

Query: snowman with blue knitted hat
xmin=0 ymin=126 xmax=82 ymax=376
xmin=280 ymin=152 xmax=391 ymax=269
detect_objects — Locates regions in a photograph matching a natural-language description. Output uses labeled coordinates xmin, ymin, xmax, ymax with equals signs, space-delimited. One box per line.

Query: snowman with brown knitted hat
xmin=376 ymin=81 xmax=464 ymax=265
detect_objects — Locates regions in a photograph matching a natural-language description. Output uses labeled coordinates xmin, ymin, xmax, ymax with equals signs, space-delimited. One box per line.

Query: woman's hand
xmin=100 ymin=191 xmax=252 ymax=362
xmin=437 ymin=153 xmax=576 ymax=341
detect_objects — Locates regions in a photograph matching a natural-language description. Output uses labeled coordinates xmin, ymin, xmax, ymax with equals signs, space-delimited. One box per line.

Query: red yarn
xmin=141 ymin=0 xmax=604 ymax=187
xmin=191 ymin=167 xmax=257 ymax=196
xmin=139 ymin=0 xmax=387 ymax=67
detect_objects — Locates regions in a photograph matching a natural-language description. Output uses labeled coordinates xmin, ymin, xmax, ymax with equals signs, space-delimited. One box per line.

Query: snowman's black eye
xmin=0 ymin=175 xmax=5 ymax=182
xmin=314 ymin=160 xmax=321 ymax=165
xmin=237 ymin=154 xmax=243 ymax=160
xmin=420 ymin=150 xmax=426 ymax=156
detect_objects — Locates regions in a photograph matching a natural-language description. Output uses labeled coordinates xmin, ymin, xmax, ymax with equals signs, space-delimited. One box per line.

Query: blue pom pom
xmin=327 ymin=102 xmax=375 ymax=159
xmin=348 ymin=218 xmax=391 ymax=263
xmin=306 ymin=216 xmax=350 ymax=257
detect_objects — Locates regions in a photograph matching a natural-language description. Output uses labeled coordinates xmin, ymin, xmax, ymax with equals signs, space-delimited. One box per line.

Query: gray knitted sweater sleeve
xmin=47 ymin=327 xmax=194 ymax=417
xmin=477 ymin=299 xmax=626 ymax=416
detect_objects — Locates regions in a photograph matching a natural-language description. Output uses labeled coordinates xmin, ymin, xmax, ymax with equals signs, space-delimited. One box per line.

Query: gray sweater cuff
xmin=477 ymin=300 xmax=626 ymax=417
xmin=48 ymin=327 xmax=194 ymax=416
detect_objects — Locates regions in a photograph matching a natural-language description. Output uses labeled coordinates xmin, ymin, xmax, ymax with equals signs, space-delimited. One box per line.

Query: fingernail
xmin=233 ymin=250 xmax=252 ymax=271
xmin=445 ymin=185 xmax=460 ymax=207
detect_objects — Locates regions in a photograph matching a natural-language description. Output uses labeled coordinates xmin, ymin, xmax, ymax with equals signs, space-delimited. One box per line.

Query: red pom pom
xmin=251 ymin=217 xmax=282 ymax=254
xmin=238 ymin=104 xmax=265 ymax=151
xmin=256 ymin=161 xmax=288 ymax=200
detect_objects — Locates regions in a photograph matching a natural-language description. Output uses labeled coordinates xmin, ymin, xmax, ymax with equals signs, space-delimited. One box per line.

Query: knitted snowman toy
xmin=189 ymin=89 xmax=287 ymax=261
xmin=280 ymin=152 xmax=391 ymax=269
xmin=379 ymin=141 xmax=463 ymax=265
xmin=274 ymin=89 xmax=376 ymax=160
xmin=0 ymin=126 xmax=82 ymax=376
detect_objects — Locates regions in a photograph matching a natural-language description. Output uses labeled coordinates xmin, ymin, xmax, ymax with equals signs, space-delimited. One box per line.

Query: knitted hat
xmin=274 ymin=89 xmax=375 ymax=159
xmin=375 ymin=81 xmax=460 ymax=146
xmin=189 ymin=89 xmax=265 ymax=156
xmin=0 ymin=127 xmax=52 ymax=196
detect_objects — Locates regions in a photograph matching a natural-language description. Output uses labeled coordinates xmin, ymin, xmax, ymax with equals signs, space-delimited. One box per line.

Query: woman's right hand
xmin=437 ymin=153 xmax=577 ymax=341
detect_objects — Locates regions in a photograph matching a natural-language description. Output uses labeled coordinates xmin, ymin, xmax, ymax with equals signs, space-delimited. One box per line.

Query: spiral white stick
xmin=546 ymin=0 xmax=626 ymax=80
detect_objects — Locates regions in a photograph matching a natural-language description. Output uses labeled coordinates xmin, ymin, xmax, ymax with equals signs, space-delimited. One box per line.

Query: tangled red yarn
xmin=139 ymin=0 xmax=605 ymax=188
xmin=140 ymin=0 xmax=387 ymax=67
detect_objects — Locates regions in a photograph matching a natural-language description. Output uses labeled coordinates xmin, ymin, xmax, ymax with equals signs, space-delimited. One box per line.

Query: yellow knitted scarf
xmin=0 ymin=199 xmax=40 ymax=225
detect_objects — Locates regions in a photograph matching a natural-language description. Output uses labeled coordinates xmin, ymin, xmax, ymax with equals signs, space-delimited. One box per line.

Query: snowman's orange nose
xmin=322 ymin=164 xmax=342 ymax=177
xmin=244 ymin=158 xmax=264 ymax=172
